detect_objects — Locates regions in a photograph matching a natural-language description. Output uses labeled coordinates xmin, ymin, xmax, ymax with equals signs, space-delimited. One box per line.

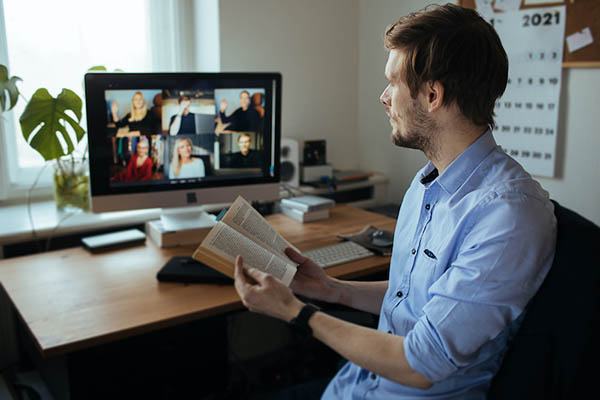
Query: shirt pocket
xmin=409 ymin=246 xmax=440 ymax=310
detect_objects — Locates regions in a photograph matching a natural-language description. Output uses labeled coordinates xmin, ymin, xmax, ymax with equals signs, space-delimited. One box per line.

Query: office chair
xmin=488 ymin=201 xmax=600 ymax=399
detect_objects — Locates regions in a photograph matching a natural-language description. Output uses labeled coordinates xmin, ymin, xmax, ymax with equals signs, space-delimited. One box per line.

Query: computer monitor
xmin=85 ymin=72 xmax=281 ymax=229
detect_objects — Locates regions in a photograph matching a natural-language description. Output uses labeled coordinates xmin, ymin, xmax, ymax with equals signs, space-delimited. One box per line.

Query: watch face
xmin=290 ymin=317 xmax=312 ymax=338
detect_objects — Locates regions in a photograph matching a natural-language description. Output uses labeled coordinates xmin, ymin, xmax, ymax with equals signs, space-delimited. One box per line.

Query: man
xmin=169 ymin=95 xmax=196 ymax=135
xmin=218 ymin=90 xmax=262 ymax=132
xmin=229 ymin=133 xmax=262 ymax=168
xmin=234 ymin=4 xmax=556 ymax=398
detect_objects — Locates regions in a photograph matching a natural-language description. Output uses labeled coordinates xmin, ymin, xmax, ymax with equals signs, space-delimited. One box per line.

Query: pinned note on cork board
xmin=458 ymin=0 xmax=600 ymax=68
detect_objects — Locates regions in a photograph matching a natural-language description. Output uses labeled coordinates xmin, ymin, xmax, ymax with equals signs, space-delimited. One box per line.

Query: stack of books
xmin=280 ymin=195 xmax=335 ymax=223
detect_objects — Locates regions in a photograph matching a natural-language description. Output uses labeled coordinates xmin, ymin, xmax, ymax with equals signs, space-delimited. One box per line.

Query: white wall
xmin=357 ymin=0 xmax=600 ymax=225
xmin=219 ymin=0 xmax=360 ymax=170
xmin=357 ymin=0 xmax=429 ymax=204
xmin=536 ymin=68 xmax=600 ymax=225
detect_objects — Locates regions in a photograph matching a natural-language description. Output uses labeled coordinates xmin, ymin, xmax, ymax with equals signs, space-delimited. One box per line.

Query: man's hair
xmin=178 ymin=95 xmax=191 ymax=104
xmin=384 ymin=4 xmax=508 ymax=128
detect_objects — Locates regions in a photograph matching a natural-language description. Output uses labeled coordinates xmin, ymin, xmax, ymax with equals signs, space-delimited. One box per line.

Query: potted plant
xmin=0 ymin=64 xmax=89 ymax=211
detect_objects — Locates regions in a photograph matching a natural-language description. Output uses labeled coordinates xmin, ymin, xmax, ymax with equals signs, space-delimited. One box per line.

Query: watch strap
xmin=290 ymin=303 xmax=320 ymax=337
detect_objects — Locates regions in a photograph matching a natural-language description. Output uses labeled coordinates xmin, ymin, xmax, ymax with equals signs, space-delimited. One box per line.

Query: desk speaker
xmin=281 ymin=138 xmax=300 ymax=187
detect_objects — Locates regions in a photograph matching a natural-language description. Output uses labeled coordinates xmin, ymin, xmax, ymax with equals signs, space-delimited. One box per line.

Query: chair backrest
xmin=488 ymin=201 xmax=600 ymax=399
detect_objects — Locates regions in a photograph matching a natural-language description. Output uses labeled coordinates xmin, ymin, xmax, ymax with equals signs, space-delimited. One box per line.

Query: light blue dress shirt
xmin=322 ymin=130 xmax=557 ymax=399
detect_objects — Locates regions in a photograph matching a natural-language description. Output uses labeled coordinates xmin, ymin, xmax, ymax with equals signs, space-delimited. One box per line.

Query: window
xmin=0 ymin=0 xmax=220 ymax=201
xmin=1 ymin=0 xmax=152 ymax=199
xmin=5 ymin=0 xmax=153 ymax=169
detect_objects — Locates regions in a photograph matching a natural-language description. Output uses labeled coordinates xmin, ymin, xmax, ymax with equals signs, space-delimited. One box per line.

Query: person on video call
xmin=232 ymin=4 xmax=557 ymax=399
xmin=218 ymin=90 xmax=261 ymax=132
xmin=251 ymin=92 xmax=265 ymax=118
xmin=169 ymin=95 xmax=197 ymax=135
xmin=229 ymin=133 xmax=262 ymax=168
xmin=169 ymin=137 xmax=205 ymax=179
xmin=112 ymin=136 xmax=153 ymax=182
xmin=110 ymin=91 xmax=156 ymax=136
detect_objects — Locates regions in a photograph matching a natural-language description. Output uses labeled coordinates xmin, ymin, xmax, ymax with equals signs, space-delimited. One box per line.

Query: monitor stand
xmin=159 ymin=207 xmax=218 ymax=273
xmin=159 ymin=207 xmax=217 ymax=231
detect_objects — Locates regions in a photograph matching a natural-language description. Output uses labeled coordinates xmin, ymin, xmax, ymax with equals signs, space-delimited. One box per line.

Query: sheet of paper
xmin=475 ymin=0 xmax=494 ymax=17
xmin=483 ymin=6 xmax=565 ymax=177
xmin=494 ymin=0 xmax=522 ymax=12
xmin=566 ymin=27 xmax=594 ymax=53
xmin=524 ymin=0 xmax=564 ymax=5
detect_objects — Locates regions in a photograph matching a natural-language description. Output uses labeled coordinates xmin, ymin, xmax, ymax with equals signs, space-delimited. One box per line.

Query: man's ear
xmin=424 ymin=81 xmax=444 ymax=113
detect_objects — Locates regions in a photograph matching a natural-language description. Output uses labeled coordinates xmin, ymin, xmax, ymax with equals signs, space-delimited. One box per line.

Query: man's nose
xmin=380 ymin=85 xmax=391 ymax=106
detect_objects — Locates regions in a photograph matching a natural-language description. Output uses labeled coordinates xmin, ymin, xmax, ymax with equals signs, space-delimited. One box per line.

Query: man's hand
xmin=110 ymin=101 xmax=119 ymax=121
xmin=286 ymin=247 xmax=388 ymax=314
xmin=214 ymin=116 xmax=231 ymax=134
xmin=234 ymin=256 xmax=304 ymax=322
xmin=219 ymin=99 xmax=228 ymax=113
xmin=178 ymin=100 xmax=191 ymax=115
xmin=285 ymin=247 xmax=338 ymax=304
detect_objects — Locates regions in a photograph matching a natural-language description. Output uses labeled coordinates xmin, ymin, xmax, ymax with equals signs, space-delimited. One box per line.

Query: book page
xmin=221 ymin=196 xmax=299 ymax=261
xmin=201 ymin=221 xmax=297 ymax=286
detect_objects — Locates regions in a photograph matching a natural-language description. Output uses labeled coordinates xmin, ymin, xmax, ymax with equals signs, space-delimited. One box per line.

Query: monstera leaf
xmin=87 ymin=65 xmax=123 ymax=72
xmin=0 ymin=64 xmax=21 ymax=112
xmin=87 ymin=65 xmax=108 ymax=72
xmin=19 ymin=88 xmax=85 ymax=161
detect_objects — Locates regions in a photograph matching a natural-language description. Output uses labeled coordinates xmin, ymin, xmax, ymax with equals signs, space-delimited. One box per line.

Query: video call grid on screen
xmin=85 ymin=73 xmax=281 ymax=196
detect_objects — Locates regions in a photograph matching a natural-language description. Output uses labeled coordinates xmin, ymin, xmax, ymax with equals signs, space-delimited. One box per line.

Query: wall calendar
xmin=484 ymin=6 xmax=566 ymax=177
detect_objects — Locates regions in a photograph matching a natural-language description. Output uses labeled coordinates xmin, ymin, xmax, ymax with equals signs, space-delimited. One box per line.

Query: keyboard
xmin=303 ymin=241 xmax=375 ymax=268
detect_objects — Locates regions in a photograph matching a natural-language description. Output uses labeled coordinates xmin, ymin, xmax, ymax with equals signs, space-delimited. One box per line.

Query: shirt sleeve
xmin=115 ymin=113 xmax=131 ymax=128
xmin=404 ymin=192 xmax=557 ymax=383
xmin=219 ymin=111 xmax=232 ymax=124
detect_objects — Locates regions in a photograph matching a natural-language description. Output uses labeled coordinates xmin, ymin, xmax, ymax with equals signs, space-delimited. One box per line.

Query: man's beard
xmin=390 ymin=99 xmax=438 ymax=156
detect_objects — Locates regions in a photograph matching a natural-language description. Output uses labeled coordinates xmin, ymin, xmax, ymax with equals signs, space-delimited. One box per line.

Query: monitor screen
xmin=84 ymin=72 xmax=281 ymax=213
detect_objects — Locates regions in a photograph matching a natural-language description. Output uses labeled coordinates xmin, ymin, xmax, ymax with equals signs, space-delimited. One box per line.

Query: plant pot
xmin=53 ymin=157 xmax=90 ymax=212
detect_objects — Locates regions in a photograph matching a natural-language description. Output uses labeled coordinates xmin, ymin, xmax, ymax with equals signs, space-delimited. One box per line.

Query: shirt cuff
xmin=404 ymin=316 xmax=458 ymax=383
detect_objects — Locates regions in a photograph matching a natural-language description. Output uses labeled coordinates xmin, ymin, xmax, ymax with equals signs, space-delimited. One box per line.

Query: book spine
xmin=302 ymin=209 xmax=329 ymax=222
xmin=281 ymin=200 xmax=334 ymax=212
xmin=280 ymin=199 xmax=310 ymax=212
xmin=307 ymin=203 xmax=334 ymax=212
xmin=280 ymin=206 xmax=303 ymax=222
xmin=280 ymin=206 xmax=329 ymax=222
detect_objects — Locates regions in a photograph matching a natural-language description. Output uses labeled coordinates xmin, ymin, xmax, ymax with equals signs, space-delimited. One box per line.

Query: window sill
xmin=0 ymin=200 xmax=162 ymax=247
xmin=0 ymin=199 xmax=233 ymax=252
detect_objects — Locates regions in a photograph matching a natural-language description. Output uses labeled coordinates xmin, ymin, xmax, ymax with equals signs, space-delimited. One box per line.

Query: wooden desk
xmin=0 ymin=205 xmax=395 ymax=360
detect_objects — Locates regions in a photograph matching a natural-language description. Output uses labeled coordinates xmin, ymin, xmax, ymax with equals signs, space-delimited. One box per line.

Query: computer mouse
xmin=371 ymin=229 xmax=394 ymax=247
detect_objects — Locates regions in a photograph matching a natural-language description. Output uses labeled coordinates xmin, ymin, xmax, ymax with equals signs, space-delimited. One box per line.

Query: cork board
xmin=458 ymin=0 xmax=600 ymax=68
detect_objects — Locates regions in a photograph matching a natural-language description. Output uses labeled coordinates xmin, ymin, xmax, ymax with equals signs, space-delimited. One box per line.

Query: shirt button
xmin=425 ymin=204 xmax=431 ymax=210
xmin=411 ymin=248 xmax=416 ymax=255
xmin=370 ymin=373 xmax=376 ymax=380
xmin=396 ymin=291 xmax=403 ymax=297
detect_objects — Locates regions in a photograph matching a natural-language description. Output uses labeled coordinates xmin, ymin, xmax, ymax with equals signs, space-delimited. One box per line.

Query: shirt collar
xmin=420 ymin=129 xmax=497 ymax=194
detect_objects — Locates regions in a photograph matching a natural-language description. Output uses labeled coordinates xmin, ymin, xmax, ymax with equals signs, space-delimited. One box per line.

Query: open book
xmin=192 ymin=196 xmax=299 ymax=286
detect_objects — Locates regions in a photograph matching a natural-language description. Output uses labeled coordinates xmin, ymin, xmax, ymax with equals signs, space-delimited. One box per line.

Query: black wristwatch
xmin=289 ymin=303 xmax=320 ymax=338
